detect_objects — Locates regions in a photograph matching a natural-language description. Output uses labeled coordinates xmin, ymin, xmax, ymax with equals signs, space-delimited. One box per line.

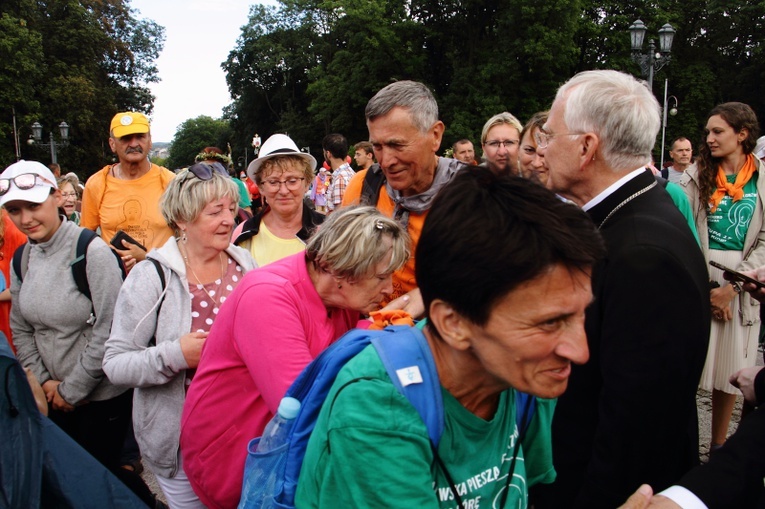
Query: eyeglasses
xmin=534 ymin=130 xmax=585 ymax=149
xmin=0 ymin=173 xmax=55 ymax=196
xmin=61 ymin=192 xmax=78 ymax=199
xmin=484 ymin=140 xmax=519 ymax=150
xmin=262 ymin=177 xmax=306 ymax=191
xmin=187 ymin=162 xmax=229 ymax=180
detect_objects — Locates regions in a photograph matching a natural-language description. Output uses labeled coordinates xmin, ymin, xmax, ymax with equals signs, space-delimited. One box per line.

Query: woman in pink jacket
xmin=180 ymin=206 xmax=409 ymax=509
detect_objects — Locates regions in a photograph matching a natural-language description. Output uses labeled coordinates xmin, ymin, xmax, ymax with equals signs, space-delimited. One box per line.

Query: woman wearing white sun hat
xmin=232 ymin=133 xmax=325 ymax=266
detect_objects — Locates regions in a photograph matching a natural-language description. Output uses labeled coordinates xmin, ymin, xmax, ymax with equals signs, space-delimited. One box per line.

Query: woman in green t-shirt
xmin=684 ymin=102 xmax=764 ymax=454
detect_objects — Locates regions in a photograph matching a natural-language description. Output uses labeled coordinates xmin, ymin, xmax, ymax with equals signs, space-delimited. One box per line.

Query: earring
xmin=181 ymin=230 xmax=187 ymax=244
xmin=337 ymin=283 xmax=342 ymax=289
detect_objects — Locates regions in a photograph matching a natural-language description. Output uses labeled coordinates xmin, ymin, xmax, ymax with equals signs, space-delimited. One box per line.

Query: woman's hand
xmin=710 ymin=286 xmax=735 ymax=321
xmin=42 ymin=380 xmax=75 ymax=412
xmin=180 ymin=331 xmax=208 ymax=368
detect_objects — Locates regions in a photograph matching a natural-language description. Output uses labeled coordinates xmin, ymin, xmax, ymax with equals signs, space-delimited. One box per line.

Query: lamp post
xmin=28 ymin=121 xmax=70 ymax=164
xmin=659 ymin=78 xmax=679 ymax=169
xmin=628 ymin=20 xmax=675 ymax=91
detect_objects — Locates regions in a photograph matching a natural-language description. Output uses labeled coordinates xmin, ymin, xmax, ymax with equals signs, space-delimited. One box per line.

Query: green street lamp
xmin=629 ymin=20 xmax=676 ymax=91
xmin=28 ymin=121 xmax=70 ymax=164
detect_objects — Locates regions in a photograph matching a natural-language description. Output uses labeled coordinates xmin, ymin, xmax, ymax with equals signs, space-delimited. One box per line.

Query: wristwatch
xmin=731 ymin=282 xmax=742 ymax=294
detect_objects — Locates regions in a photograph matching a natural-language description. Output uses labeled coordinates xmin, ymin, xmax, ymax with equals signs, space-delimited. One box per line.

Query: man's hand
xmin=730 ymin=365 xmax=763 ymax=405
xmin=114 ymin=240 xmax=146 ymax=272
xmin=618 ymin=486 xmax=685 ymax=509
xmin=733 ymin=267 xmax=765 ymax=302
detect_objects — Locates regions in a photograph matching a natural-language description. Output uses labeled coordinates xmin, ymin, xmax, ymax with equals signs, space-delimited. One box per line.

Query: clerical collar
xmin=582 ymin=167 xmax=646 ymax=212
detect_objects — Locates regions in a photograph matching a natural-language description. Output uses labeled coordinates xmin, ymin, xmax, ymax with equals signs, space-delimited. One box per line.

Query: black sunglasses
xmin=187 ymin=162 xmax=229 ymax=181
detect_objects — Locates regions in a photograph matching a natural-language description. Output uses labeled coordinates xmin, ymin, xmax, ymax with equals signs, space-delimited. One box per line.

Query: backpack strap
xmin=371 ymin=326 xmax=444 ymax=447
xmin=146 ymin=257 xmax=166 ymax=347
xmin=360 ymin=164 xmax=385 ymax=206
xmin=11 ymin=243 xmax=29 ymax=283
xmin=70 ymin=229 xmax=99 ymax=301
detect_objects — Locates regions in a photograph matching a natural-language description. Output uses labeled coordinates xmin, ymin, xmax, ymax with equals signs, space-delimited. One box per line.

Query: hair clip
xmin=375 ymin=220 xmax=384 ymax=230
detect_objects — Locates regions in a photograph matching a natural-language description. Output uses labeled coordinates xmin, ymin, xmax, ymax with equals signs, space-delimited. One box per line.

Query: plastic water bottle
xmin=257 ymin=396 xmax=301 ymax=452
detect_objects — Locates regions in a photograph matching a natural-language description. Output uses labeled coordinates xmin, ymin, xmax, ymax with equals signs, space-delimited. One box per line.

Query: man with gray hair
xmin=532 ymin=70 xmax=710 ymax=508
xmin=342 ymin=80 xmax=464 ymax=309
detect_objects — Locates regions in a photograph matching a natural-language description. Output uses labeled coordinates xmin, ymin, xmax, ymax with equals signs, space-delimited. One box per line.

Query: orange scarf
xmin=368 ymin=309 xmax=414 ymax=330
xmin=709 ymin=154 xmax=757 ymax=213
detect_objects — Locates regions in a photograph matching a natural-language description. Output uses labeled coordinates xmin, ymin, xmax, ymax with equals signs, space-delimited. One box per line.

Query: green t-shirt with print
xmin=295 ymin=345 xmax=556 ymax=509
xmin=708 ymin=172 xmax=758 ymax=251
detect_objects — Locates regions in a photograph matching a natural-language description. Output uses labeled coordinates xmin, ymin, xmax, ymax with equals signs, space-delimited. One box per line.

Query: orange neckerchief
xmin=368 ymin=309 xmax=414 ymax=330
xmin=709 ymin=154 xmax=757 ymax=213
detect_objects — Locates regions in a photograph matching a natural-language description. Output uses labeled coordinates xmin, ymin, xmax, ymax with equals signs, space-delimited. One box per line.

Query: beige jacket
xmin=679 ymin=157 xmax=765 ymax=325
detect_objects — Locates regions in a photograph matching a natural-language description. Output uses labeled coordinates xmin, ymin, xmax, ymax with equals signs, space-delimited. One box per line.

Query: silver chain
xmin=598 ymin=181 xmax=657 ymax=230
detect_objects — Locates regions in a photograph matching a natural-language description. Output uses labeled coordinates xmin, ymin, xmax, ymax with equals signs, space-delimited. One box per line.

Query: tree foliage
xmin=0 ymin=0 xmax=164 ymax=178
xmin=224 ymin=0 xmax=765 ymax=165
xmin=166 ymin=116 xmax=233 ymax=170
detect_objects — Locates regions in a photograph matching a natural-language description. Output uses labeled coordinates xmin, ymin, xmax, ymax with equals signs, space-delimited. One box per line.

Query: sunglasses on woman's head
xmin=187 ymin=162 xmax=229 ymax=181
xmin=0 ymin=173 xmax=54 ymax=196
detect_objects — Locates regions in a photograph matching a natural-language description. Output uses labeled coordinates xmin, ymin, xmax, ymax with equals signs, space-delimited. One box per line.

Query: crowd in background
xmin=3 ymin=71 xmax=765 ymax=509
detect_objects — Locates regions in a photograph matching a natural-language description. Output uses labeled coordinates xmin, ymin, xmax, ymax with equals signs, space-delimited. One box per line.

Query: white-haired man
xmin=532 ymin=70 xmax=710 ymax=509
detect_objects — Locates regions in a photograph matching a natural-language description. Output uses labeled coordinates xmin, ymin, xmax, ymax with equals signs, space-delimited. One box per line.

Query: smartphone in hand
xmin=110 ymin=230 xmax=147 ymax=252
xmin=709 ymin=261 xmax=765 ymax=289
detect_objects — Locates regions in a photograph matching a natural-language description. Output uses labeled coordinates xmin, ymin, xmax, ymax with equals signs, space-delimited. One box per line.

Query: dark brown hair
xmin=698 ymin=102 xmax=760 ymax=204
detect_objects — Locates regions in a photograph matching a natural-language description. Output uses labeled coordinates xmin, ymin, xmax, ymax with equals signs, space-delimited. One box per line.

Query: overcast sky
xmin=130 ymin=0 xmax=276 ymax=142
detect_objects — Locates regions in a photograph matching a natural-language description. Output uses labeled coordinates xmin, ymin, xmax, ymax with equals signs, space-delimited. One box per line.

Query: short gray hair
xmin=306 ymin=206 xmax=410 ymax=281
xmin=481 ymin=112 xmax=523 ymax=144
xmin=160 ymin=169 xmax=240 ymax=231
xmin=557 ymin=70 xmax=660 ymax=170
xmin=365 ymin=81 xmax=439 ymax=133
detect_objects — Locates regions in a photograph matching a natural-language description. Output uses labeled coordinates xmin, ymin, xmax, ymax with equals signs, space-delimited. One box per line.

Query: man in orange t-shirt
xmin=81 ymin=112 xmax=175 ymax=272
xmin=342 ymin=81 xmax=465 ymax=311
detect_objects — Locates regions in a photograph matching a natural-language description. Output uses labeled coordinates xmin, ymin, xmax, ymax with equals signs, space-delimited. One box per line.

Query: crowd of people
xmin=2 ymin=69 xmax=765 ymax=509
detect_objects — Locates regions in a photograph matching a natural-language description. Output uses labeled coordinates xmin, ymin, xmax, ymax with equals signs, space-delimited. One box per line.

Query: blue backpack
xmin=238 ymin=324 xmax=536 ymax=509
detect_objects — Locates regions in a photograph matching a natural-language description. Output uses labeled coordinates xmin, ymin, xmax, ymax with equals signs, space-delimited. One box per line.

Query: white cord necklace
xmin=183 ymin=250 xmax=226 ymax=307
xmin=598 ymin=181 xmax=657 ymax=229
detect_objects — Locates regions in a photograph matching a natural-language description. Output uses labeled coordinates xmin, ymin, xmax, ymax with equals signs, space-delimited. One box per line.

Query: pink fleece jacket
xmin=180 ymin=253 xmax=361 ymax=509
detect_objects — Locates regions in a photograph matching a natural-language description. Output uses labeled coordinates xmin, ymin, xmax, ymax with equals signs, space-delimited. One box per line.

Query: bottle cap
xmin=278 ymin=397 xmax=301 ymax=419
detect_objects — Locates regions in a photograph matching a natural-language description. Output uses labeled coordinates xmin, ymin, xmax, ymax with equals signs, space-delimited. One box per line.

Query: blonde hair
xmin=306 ymin=206 xmax=410 ymax=281
xmin=256 ymin=155 xmax=314 ymax=185
xmin=57 ymin=174 xmax=81 ymax=199
xmin=481 ymin=112 xmax=523 ymax=144
xmin=160 ymin=169 xmax=240 ymax=231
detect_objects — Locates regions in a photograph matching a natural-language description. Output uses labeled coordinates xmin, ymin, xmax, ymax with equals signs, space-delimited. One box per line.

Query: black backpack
xmin=12 ymin=229 xmax=126 ymax=321
xmin=360 ymin=163 xmax=386 ymax=206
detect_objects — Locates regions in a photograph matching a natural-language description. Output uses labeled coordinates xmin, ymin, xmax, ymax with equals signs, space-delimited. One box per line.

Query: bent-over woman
xmin=181 ymin=206 xmax=410 ymax=509
xmin=103 ymin=163 xmax=256 ymax=508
